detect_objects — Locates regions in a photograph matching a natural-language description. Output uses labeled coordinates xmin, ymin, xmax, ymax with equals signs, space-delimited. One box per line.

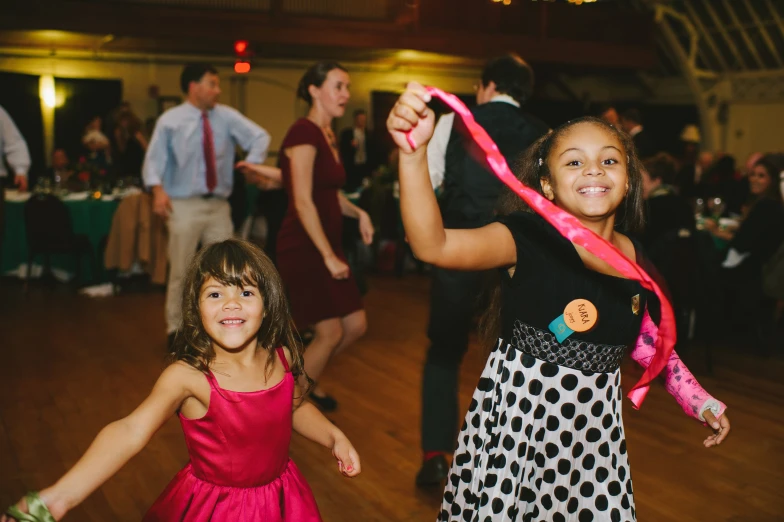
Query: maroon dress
xmin=276 ymin=118 xmax=363 ymax=328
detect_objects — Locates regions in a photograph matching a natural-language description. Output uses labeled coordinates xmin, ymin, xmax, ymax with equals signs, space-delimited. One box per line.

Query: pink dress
xmin=144 ymin=348 xmax=322 ymax=521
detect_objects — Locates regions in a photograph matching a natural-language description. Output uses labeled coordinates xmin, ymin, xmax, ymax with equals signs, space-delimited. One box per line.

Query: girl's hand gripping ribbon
xmin=406 ymin=87 xmax=676 ymax=408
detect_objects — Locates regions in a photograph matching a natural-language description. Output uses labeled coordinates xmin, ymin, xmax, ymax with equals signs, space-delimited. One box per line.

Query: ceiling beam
xmin=683 ymin=0 xmax=730 ymax=72
xmin=656 ymin=4 xmax=717 ymax=151
xmin=700 ymin=0 xmax=749 ymax=70
xmin=746 ymin=0 xmax=784 ymax=67
xmin=763 ymin=0 xmax=784 ymax=41
xmin=721 ymin=0 xmax=765 ymax=69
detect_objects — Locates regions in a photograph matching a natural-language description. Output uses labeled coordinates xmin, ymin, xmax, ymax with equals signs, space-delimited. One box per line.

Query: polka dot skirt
xmin=439 ymin=335 xmax=636 ymax=522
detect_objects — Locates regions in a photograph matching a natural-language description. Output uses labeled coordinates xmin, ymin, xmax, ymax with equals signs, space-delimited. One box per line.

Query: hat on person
xmin=680 ymin=124 xmax=701 ymax=143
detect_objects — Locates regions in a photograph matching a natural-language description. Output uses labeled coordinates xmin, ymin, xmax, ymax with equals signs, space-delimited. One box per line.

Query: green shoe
xmin=5 ymin=492 xmax=56 ymax=522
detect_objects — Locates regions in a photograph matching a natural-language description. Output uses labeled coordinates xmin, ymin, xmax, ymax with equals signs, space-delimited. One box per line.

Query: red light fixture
xmin=234 ymin=40 xmax=249 ymax=55
xmin=234 ymin=60 xmax=251 ymax=74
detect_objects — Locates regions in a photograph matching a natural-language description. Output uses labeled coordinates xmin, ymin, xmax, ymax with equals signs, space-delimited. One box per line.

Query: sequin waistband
xmin=506 ymin=320 xmax=627 ymax=373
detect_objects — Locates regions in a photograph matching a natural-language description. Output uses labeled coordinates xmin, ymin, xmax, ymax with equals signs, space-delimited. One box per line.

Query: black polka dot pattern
xmin=438 ymin=339 xmax=636 ymax=521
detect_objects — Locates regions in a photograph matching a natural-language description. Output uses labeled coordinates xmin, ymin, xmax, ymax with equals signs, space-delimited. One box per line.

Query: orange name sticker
xmin=563 ymin=299 xmax=598 ymax=332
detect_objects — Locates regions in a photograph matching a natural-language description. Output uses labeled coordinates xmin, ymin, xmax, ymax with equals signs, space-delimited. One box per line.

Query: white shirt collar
xmin=489 ymin=94 xmax=520 ymax=108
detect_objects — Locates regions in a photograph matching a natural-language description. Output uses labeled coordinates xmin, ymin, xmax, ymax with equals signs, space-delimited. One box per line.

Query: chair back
xmin=23 ymin=194 xmax=75 ymax=253
xmin=648 ymin=229 xmax=702 ymax=310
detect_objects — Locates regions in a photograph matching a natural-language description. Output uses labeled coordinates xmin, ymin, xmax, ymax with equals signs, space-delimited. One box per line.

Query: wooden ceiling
xmin=0 ymin=0 xmax=656 ymax=69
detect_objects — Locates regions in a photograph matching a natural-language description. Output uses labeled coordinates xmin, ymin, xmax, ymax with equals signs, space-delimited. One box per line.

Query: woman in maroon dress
xmin=276 ymin=62 xmax=374 ymax=410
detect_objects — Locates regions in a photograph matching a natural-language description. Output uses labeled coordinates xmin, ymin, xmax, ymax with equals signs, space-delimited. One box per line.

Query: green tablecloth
xmin=2 ymin=196 xmax=119 ymax=282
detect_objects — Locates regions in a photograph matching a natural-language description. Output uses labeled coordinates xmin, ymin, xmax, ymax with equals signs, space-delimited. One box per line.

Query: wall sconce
xmin=39 ymin=75 xmax=56 ymax=108
xmin=39 ymin=75 xmax=64 ymax=108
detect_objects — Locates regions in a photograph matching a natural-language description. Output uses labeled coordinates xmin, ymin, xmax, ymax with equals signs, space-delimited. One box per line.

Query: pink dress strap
xmin=204 ymin=369 xmax=218 ymax=388
xmin=276 ymin=347 xmax=290 ymax=371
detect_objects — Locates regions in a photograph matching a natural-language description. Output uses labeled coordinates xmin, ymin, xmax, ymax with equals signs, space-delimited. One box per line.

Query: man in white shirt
xmin=143 ymin=63 xmax=270 ymax=345
xmin=0 ymin=105 xmax=30 ymax=192
xmin=0 ymin=105 xmax=31 ymax=261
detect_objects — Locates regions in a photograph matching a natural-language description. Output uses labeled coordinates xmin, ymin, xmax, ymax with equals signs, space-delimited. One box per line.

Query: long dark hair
xmin=751 ymin=156 xmax=783 ymax=205
xmin=297 ymin=61 xmax=348 ymax=106
xmin=480 ymin=117 xmax=646 ymax=345
xmin=168 ymin=239 xmax=308 ymax=388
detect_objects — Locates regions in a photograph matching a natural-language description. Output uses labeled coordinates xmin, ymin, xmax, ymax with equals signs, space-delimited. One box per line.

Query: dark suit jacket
xmin=339 ymin=127 xmax=379 ymax=192
xmin=632 ymin=128 xmax=657 ymax=160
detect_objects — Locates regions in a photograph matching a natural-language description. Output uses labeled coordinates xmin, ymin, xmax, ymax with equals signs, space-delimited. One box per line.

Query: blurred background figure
xmin=621 ymin=107 xmax=657 ymax=159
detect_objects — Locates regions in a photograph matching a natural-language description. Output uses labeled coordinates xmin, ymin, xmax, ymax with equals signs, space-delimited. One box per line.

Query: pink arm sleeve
xmin=630 ymin=309 xmax=726 ymax=423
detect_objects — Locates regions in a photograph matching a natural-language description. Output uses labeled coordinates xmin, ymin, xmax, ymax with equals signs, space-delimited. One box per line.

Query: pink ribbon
xmin=407 ymin=87 xmax=675 ymax=408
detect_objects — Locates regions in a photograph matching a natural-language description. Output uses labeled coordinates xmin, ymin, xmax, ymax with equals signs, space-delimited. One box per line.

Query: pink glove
xmin=630 ymin=308 xmax=726 ymax=423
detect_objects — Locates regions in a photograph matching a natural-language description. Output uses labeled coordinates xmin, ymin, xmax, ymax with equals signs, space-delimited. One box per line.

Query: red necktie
xmin=202 ymin=111 xmax=217 ymax=193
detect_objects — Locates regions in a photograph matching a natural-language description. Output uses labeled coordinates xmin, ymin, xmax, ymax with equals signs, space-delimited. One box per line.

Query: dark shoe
xmin=309 ymin=392 xmax=338 ymax=412
xmin=416 ymin=454 xmax=448 ymax=487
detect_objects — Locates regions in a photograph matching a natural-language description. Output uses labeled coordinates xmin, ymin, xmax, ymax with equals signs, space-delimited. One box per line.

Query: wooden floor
xmin=1 ymin=274 xmax=783 ymax=521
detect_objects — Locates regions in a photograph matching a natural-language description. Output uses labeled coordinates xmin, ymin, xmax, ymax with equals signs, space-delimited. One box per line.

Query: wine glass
xmin=708 ymin=196 xmax=726 ymax=220
xmin=693 ymin=197 xmax=704 ymax=216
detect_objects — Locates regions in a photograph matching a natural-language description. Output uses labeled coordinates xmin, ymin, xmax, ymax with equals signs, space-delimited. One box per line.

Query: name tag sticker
xmin=563 ymin=299 xmax=598 ymax=332
xmin=549 ymin=299 xmax=598 ymax=343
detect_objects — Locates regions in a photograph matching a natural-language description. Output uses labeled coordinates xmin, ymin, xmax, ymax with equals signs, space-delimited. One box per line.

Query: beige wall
xmin=242 ymin=63 xmax=479 ymax=155
xmin=16 ymin=51 xmax=778 ymax=167
xmin=0 ymin=53 xmax=479 ymax=162
xmin=724 ymin=102 xmax=784 ymax=164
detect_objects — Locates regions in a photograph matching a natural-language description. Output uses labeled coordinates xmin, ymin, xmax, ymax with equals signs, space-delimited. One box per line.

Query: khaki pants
xmin=166 ymin=197 xmax=233 ymax=334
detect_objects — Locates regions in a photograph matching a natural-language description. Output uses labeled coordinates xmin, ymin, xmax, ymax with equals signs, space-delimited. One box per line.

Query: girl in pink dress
xmin=4 ymin=239 xmax=360 ymax=522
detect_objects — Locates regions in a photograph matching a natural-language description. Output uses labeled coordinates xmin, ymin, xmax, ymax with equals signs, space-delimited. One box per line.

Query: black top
xmin=113 ymin=136 xmax=145 ymax=177
xmin=730 ymin=198 xmax=784 ymax=275
xmin=642 ymin=186 xmax=696 ymax=249
xmin=498 ymin=212 xmax=650 ymax=347
xmin=441 ymin=102 xmax=549 ymax=228
xmin=632 ymin=129 xmax=657 ymax=160
xmin=338 ymin=127 xmax=380 ymax=192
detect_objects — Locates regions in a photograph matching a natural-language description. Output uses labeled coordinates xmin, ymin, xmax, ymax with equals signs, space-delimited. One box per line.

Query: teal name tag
xmin=548 ymin=315 xmax=574 ymax=343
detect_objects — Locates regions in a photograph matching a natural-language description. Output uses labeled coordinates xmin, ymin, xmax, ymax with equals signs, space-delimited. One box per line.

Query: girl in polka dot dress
xmin=387 ymin=84 xmax=731 ymax=522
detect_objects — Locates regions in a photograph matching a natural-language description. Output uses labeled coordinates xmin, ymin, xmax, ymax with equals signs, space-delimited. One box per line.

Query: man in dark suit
xmin=339 ymin=109 xmax=378 ymax=294
xmin=621 ymin=108 xmax=657 ymax=160
xmin=339 ymin=109 xmax=377 ymax=193
xmin=416 ymin=53 xmax=550 ymax=487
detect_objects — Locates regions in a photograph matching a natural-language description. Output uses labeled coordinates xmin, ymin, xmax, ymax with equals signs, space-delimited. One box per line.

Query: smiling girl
xmin=387 ymin=83 xmax=731 ymax=522
xmin=4 ymin=239 xmax=360 ymax=522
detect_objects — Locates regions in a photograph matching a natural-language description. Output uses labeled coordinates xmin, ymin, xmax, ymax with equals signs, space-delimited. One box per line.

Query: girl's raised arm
xmin=388 ymin=83 xmax=517 ymax=271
